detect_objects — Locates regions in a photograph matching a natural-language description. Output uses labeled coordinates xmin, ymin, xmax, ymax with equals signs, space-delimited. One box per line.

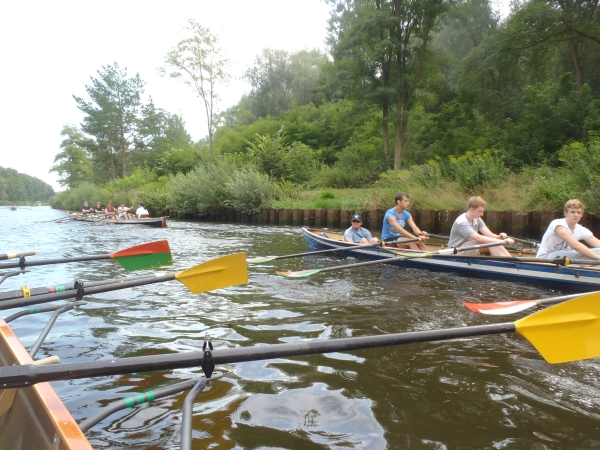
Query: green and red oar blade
xmin=110 ymin=240 xmax=173 ymax=271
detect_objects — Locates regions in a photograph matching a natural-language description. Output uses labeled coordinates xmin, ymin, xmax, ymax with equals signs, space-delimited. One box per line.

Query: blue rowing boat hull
xmin=301 ymin=228 xmax=600 ymax=291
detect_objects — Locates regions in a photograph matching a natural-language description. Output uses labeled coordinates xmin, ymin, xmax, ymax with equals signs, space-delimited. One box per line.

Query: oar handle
xmin=0 ymin=251 xmax=36 ymax=261
xmin=0 ymin=322 xmax=517 ymax=388
xmin=427 ymin=234 xmax=449 ymax=240
xmin=509 ymin=236 xmax=539 ymax=248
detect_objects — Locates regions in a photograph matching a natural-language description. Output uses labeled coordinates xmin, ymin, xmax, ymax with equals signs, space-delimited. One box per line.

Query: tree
xmin=161 ymin=20 xmax=231 ymax=159
xmin=327 ymin=0 xmax=449 ymax=168
xmin=243 ymin=48 xmax=328 ymax=118
xmin=50 ymin=125 xmax=93 ymax=188
xmin=73 ymin=63 xmax=145 ymax=181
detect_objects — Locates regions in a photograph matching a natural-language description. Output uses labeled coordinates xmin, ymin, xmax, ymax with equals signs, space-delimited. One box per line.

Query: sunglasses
xmin=351 ymin=220 xmax=362 ymax=223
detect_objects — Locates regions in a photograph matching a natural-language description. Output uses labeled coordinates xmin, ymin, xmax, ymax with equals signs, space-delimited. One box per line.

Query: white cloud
xmin=0 ymin=0 xmax=330 ymax=190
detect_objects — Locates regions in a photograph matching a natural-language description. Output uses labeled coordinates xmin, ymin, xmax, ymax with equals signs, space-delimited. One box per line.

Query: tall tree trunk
xmin=109 ymin=147 xmax=116 ymax=180
xmin=568 ymin=36 xmax=583 ymax=91
xmin=382 ymin=104 xmax=390 ymax=160
xmin=394 ymin=111 xmax=408 ymax=169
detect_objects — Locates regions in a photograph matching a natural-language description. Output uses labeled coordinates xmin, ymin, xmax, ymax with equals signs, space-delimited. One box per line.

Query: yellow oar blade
xmin=515 ymin=292 xmax=600 ymax=364
xmin=174 ymin=253 xmax=248 ymax=294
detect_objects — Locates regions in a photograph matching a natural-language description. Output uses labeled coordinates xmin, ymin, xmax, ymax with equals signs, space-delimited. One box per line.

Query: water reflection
xmin=1 ymin=207 xmax=600 ymax=448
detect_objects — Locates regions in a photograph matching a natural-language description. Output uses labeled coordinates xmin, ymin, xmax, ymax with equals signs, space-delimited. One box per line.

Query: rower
xmin=94 ymin=201 xmax=104 ymax=214
xmin=136 ymin=203 xmax=149 ymax=219
xmin=104 ymin=201 xmax=117 ymax=219
xmin=118 ymin=202 xmax=133 ymax=220
xmin=82 ymin=200 xmax=92 ymax=214
xmin=449 ymin=196 xmax=514 ymax=256
xmin=344 ymin=214 xmax=379 ymax=245
xmin=536 ymin=199 xmax=600 ymax=261
xmin=381 ymin=192 xmax=428 ymax=250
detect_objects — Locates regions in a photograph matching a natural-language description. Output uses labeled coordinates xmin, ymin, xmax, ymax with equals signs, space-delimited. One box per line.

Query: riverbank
xmin=180 ymin=207 xmax=600 ymax=240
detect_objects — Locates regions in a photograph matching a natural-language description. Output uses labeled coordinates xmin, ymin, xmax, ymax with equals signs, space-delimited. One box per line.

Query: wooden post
xmin=304 ymin=209 xmax=315 ymax=227
xmin=440 ymin=210 xmax=460 ymax=234
xmin=327 ymin=209 xmax=340 ymax=228
xmin=315 ymin=209 xmax=325 ymax=228
xmin=292 ymin=209 xmax=303 ymax=226
xmin=340 ymin=210 xmax=352 ymax=227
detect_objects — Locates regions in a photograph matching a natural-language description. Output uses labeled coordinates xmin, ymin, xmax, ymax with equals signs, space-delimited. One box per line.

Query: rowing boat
xmin=301 ymin=228 xmax=600 ymax=290
xmin=0 ymin=318 xmax=92 ymax=449
xmin=68 ymin=212 xmax=168 ymax=228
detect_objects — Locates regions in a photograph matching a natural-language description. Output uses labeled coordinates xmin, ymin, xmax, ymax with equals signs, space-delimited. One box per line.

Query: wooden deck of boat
xmin=0 ymin=319 xmax=92 ymax=450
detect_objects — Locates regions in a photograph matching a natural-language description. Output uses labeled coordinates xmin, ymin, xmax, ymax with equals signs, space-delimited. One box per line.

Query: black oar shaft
xmin=318 ymin=241 xmax=508 ymax=273
xmin=0 ymin=322 xmax=517 ymax=388
xmin=0 ymin=254 xmax=111 ymax=270
xmin=0 ymin=274 xmax=158 ymax=301
xmin=272 ymin=242 xmax=383 ymax=260
xmin=0 ymin=273 xmax=177 ymax=311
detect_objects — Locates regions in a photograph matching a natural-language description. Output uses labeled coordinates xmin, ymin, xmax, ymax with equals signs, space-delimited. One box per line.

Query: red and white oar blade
xmin=463 ymin=300 xmax=540 ymax=315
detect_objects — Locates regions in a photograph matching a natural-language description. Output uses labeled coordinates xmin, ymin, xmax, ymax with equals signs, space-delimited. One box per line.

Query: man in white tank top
xmin=537 ymin=199 xmax=600 ymax=260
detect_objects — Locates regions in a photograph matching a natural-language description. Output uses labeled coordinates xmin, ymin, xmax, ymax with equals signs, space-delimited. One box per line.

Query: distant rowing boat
xmin=68 ymin=212 xmax=168 ymax=228
xmin=302 ymin=228 xmax=600 ymax=290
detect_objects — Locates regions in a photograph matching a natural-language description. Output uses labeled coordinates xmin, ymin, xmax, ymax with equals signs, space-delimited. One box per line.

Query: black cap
xmin=351 ymin=214 xmax=363 ymax=222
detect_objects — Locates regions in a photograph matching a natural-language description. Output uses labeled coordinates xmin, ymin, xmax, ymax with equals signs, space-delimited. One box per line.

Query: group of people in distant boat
xmin=81 ymin=200 xmax=149 ymax=220
xmin=343 ymin=193 xmax=600 ymax=261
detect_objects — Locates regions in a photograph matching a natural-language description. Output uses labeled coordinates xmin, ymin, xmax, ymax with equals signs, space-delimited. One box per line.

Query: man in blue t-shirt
xmin=344 ymin=214 xmax=380 ymax=244
xmin=381 ymin=192 xmax=428 ymax=250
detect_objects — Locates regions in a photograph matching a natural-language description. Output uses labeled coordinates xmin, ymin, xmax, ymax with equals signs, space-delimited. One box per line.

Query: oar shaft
xmin=0 ymin=254 xmax=111 ymax=270
xmin=510 ymin=236 xmax=539 ymax=248
xmin=270 ymin=242 xmax=381 ymax=260
xmin=0 ymin=273 xmax=177 ymax=311
xmin=0 ymin=251 xmax=36 ymax=261
xmin=0 ymin=274 xmax=158 ymax=301
xmin=0 ymin=322 xmax=517 ymax=388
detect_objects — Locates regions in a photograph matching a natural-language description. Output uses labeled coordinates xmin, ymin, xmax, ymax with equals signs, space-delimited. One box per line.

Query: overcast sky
xmin=0 ymin=0 xmax=331 ymax=190
xmin=0 ymin=0 xmax=510 ymax=192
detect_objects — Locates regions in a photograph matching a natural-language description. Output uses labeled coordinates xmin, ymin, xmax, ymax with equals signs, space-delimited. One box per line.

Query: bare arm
xmin=388 ymin=216 xmax=417 ymax=239
xmin=468 ymin=226 xmax=513 ymax=245
xmin=406 ymin=217 xmax=428 ymax=237
xmin=556 ymin=226 xmax=600 ymax=260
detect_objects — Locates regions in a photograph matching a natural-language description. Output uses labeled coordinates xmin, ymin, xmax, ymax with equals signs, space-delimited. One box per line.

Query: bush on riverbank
xmin=50 ymin=137 xmax=600 ymax=217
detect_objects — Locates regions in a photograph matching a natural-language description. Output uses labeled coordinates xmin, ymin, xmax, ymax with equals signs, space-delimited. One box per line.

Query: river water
xmin=1 ymin=206 xmax=600 ymax=449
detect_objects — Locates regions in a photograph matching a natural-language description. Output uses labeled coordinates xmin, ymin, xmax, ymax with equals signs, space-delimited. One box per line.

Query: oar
xmin=277 ymin=241 xmax=510 ymax=278
xmin=247 ymin=238 xmax=421 ymax=263
xmin=0 ymin=253 xmax=248 ymax=311
xmin=0 ymin=251 xmax=35 ymax=261
xmin=509 ymin=236 xmax=539 ymax=248
xmin=410 ymin=254 xmax=600 ymax=266
xmin=462 ymin=291 xmax=597 ymax=315
xmin=2 ymin=292 xmax=599 ymax=388
xmin=429 ymin=234 xmax=539 ymax=249
xmin=0 ymin=240 xmax=173 ymax=271
xmin=34 ymin=217 xmax=66 ymax=223
xmin=0 ymin=273 xmax=158 ymax=301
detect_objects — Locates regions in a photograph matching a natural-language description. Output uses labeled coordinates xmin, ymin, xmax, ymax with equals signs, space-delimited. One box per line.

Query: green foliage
xmin=0 ymin=167 xmax=54 ymax=205
xmin=50 ymin=125 xmax=93 ymax=188
xmin=448 ymin=151 xmax=509 ymax=193
xmin=317 ymin=137 xmax=388 ymax=188
xmin=169 ymin=158 xmax=279 ymax=214
xmin=246 ymin=130 xmax=320 ymax=184
xmin=49 ymin=182 xmax=109 ymax=211
xmin=320 ymin=190 xmax=335 ymax=199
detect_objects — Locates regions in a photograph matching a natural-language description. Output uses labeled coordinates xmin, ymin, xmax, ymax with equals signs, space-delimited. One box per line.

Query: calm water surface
xmin=1 ymin=207 xmax=600 ymax=449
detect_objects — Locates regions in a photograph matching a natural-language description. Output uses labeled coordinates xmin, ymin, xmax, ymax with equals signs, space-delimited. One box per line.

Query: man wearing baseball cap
xmin=344 ymin=214 xmax=380 ymax=244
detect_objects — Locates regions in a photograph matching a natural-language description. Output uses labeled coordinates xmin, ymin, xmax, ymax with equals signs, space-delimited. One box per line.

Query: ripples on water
xmin=1 ymin=207 xmax=600 ymax=449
